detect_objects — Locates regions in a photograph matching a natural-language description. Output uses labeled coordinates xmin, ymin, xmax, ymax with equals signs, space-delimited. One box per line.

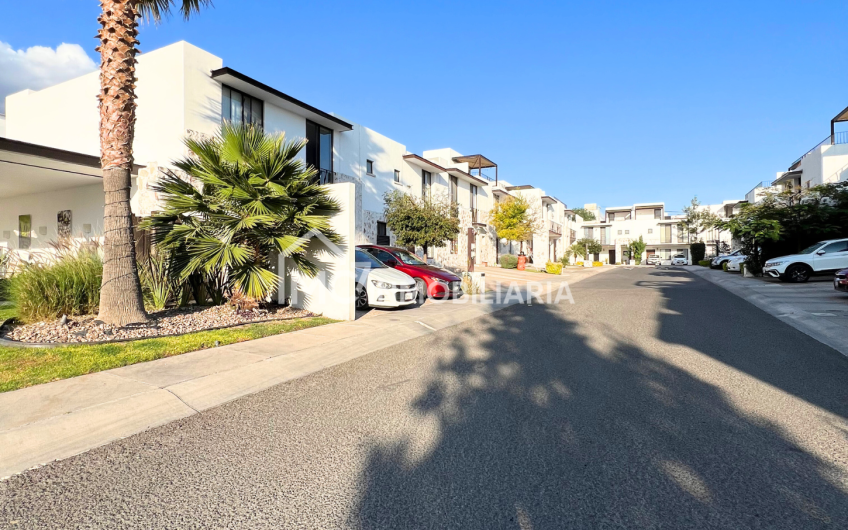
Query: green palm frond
xmin=146 ymin=123 xmax=344 ymax=301
xmin=136 ymin=0 xmax=212 ymax=22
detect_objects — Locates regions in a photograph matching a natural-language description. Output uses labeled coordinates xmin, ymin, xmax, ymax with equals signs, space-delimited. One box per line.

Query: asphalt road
xmin=2 ymin=267 xmax=848 ymax=529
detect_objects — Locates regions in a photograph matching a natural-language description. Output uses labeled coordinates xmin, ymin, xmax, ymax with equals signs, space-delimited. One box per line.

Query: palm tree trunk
xmin=95 ymin=0 xmax=147 ymax=325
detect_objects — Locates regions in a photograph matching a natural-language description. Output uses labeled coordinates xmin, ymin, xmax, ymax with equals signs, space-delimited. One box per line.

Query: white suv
xmin=763 ymin=238 xmax=848 ymax=283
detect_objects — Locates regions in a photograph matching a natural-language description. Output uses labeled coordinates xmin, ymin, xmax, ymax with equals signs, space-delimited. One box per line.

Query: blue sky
xmin=2 ymin=0 xmax=847 ymax=213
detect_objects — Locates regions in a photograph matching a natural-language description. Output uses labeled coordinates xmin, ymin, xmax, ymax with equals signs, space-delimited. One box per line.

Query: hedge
xmin=690 ymin=242 xmax=706 ymax=264
xmin=545 ymin=261 xmax=563 ymax=274
xmin=698 ymin=260 xmax=711 ymax=267
xmin=500 ymin=254 xmax=518 ymax=269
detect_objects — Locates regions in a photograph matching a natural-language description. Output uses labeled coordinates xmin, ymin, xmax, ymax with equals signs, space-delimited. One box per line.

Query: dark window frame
xmin=366 ymin=159 xmax=374 ymax=175
xmin=394 ymin=169 xmax=401 ymax=183
xmin=221 ymin=84 xmax=264 ymax=128
xmin=422 ymin=170 xmax=432 ymax=200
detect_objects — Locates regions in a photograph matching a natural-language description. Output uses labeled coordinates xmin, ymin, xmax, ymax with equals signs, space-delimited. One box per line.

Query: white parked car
xmin=710 ymin=249 xmax=742 ymax=269
xmin=671 ymin=254 xmax=688 ymax=266
xmin=763 ymin=238 xmax=848 ymax=283
xmin=355 ymin=249 xmax=417 ymax=309
xmin=725 ymin=255 xmax=746 ymax=271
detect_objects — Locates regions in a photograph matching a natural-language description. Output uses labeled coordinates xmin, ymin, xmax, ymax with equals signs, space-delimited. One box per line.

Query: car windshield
xmin=394 ymin=249 xmax=426 ymax=265
xmin=355 ymin=249 xmax=386 ymax=268
xmin=798 ymin=242 xmax=827 ymax=254
xmin=673 ymin=254 xmax=685 ymax=258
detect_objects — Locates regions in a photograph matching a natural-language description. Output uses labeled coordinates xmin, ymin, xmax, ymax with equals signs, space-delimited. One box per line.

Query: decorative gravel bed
xmin=1 ymin=305 xmax=315 ymax=344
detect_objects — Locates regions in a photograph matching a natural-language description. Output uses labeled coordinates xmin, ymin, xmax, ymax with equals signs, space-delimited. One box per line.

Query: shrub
xmin=739 ymin=263 xmax=746 ymax=276
xmin=500 ymin=254 xmax=518 ymax=269
xmin=698 ymin=260 xmax=711 ymax=267
xmin=138 ymin=252 xmax=179 ymax=311
xmin=545 ymin=261 xmax=563 ymax=275
xmin=722 ymin=262 xmax=729 ymax=271
xmin=560 ymin=254 xmax=570 ymax=266
xmin=7 ymin=249 xmax=102 ymax=323
xmin=690 ymin=242 xmax=706 ymax=264
xmin=592 ymin=261 xmax=603 ymax=267
xmin=615 ymin=262 xmax=621 ymax=265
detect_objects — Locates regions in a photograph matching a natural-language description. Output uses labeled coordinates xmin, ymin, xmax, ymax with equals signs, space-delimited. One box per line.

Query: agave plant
xmin=142 ymin=123 xmax=342 ymax=301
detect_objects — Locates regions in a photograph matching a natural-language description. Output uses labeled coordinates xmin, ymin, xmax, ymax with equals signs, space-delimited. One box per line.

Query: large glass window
xmin=422 ymin=170 xmax=432 ymax=199
xmin=305 ymin=120 xmax=333 ymax=175
xmin=222 ymin=85 xmax=263 ymax=128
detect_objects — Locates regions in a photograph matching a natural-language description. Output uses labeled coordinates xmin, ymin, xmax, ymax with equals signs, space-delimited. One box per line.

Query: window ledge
xmin=366 ymin=172 xmax=375 ymax=177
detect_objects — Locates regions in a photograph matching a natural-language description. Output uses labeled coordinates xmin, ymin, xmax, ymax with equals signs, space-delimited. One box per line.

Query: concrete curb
xmin=689 ymin=267 xmax=848 ymax=358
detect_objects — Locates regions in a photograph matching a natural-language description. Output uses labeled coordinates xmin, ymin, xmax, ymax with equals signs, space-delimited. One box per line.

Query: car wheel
xmin=355 ymin=285 xmax=369 ymax=309
xmin=785 ymin=264 xmax=811 ymax=283
xmin=415 ymin=278 xmax=427 ymax=301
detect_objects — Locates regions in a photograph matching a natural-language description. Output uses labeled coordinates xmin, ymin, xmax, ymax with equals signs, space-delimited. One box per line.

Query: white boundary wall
xmin=279 ymin=183 xmax=356 ymax=321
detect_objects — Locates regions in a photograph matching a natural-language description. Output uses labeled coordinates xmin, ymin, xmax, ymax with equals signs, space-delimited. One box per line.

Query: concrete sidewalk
xmin=0 ymin=266 xmax=607 ymax=479
xmin=690 ymin=267 xmax=848 ymax=357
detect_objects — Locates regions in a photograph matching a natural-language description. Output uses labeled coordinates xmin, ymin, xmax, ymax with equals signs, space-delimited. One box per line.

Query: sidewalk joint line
xmin=165 ymin=388 xmax=200 ymax=414
xmin=414 ymin=321 xmax=436 ymax=331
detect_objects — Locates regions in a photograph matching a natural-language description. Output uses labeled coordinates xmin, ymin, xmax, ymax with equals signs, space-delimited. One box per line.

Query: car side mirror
xmin=816 ymin=250 xmax=826 ymax=256
xmin=386 ymin=259 xmax=398 ymax=267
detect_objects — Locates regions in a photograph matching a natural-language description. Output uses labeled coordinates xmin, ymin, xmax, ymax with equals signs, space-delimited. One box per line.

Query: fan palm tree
xmin=142 ymin=123 xmax=343 ymax=301
xmin=96 ymin=0 xmax=211 ymax=325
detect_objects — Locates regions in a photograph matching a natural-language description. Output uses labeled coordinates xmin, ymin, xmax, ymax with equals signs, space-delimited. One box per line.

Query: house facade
xmin=1 ymin=40 xmax=585 ymax=274
xmin=577 ymin=200 xmax=740 ymax=264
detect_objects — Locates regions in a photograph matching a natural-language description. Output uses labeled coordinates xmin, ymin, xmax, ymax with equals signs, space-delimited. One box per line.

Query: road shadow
xmin=349 ymin=269 xmax=848 ymax=528
xmin=642 ymin=269 xmax=848 ymax=419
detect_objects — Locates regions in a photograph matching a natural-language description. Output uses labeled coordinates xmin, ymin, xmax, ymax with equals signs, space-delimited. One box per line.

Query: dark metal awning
xmin=211 ymin=67 xmax=353 ymax=132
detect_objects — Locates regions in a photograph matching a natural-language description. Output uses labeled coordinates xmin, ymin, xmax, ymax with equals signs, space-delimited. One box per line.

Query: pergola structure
xmin=831 ymin=106 xmax=848 ymax=144
xmin=452 ymin=154 xmax=498 ymax=185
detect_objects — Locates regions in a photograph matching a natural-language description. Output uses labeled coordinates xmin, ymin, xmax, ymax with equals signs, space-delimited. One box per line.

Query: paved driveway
xmin=691 ymin=267 xmax=848 ymax=355
xmin=2 ymin=267 xmax=846 ymax=528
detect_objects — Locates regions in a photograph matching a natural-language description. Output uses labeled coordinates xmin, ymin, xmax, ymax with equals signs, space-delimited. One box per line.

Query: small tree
xmin=714 ymin=204 xmax=782 ymax=274
xmin=572 ymin=207 xmax=595 ymax=221
xmin=490 ymin=195 xmax=539 ymax=254
xmin=629 ymin=236 xmax=647 ymax=265
xmin=383 ymin=190 xmax=460 ymax=260
xmin=574 ymin=238 xmax=602 ymax=261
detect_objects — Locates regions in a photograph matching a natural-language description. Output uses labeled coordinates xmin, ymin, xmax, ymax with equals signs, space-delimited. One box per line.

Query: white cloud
xmin=0 ymin=41 xmax=97 ymax=113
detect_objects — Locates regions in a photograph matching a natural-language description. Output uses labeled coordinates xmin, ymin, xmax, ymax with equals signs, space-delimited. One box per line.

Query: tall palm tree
xmin=95 ymin=0 xmax=210 ymax=325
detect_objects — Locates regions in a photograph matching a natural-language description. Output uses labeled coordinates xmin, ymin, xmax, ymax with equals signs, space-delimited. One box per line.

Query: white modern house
xmin=577 ymin=200 xmax=741 ymax=264
xmin=1 ymin=40 xmax=577 ymax=282
xmin=771 ymin=107 xmax=848 ymax=194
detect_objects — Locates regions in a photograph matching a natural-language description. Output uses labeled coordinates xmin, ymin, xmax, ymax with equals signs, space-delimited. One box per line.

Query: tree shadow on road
xmin=350 ymin=269 xmax=848 ymax=529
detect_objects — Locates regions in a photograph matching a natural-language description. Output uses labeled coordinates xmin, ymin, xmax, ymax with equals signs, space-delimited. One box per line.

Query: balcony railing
xmin=312 ymin=168 xmax=356 ymax=185
xmin=548 ymin=220 xmax=562 ymax=235
xmin=471 ymin=208 xmax=486 ymax=225
xmin=835 ymin=131 xmax=848 ymax=145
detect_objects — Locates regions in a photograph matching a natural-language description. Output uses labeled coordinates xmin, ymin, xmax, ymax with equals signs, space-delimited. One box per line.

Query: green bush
xmin=722 ymin=261 xmax=729 ymax=271
xmin=739 ymin=263 xmax=745 ymax=275
xmin=7 ymin=250 xmax=102 ymax=323
xmin=139 ymin=252 xmax=179 ymax=311
xmin=500 ymin=254 xmax=518 ymax=269
xmin=698 ymin=260 xmax=711 ymax=267
xmin=690 ymin=242 xmax=706 ymax=264
xmin=545 ymin=261 xmax=563 ymax=274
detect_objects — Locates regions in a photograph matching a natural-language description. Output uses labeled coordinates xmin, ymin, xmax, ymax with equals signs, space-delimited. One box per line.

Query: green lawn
xmin=0 ymin=305 xmax=15 ymax=323
xmin=0 ymin=316 xmax=335 ymax=393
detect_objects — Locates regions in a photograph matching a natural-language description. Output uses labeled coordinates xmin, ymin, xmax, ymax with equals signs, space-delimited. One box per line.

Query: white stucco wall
xmin=0 ymin=114 xmax=6 ymax=137
xmin=283 ymin=182 xmax=356 ymax=321
xmin=0 ymin=184 xmax=104 ymax=258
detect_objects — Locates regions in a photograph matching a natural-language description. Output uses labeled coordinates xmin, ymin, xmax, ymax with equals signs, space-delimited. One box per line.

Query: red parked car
xmin=357 ymin=245 xmax=462 ymax=300
xmin=835 ymin=268 xmax=848 ymax=293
